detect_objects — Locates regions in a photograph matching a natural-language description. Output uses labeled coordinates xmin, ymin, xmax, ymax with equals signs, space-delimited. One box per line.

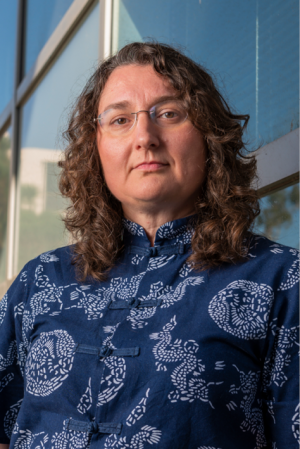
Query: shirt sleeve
xmin=262 ymin=251 xmax=299 ymax=448
xmin=0 ymin=266 xmax=29 ymax=444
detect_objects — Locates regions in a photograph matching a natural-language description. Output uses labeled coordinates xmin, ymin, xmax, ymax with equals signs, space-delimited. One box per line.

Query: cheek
xmin=97 ymin=134 xmax=121 ymax=175
xmin=97 ymin=134 xmax=129 ymax=199
xmin=174 ymin=132 xmax=207 ymax=175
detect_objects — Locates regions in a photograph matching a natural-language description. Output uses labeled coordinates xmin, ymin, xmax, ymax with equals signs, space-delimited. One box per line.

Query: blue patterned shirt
xmin=0 ymin=216 xmax=299 ymax=449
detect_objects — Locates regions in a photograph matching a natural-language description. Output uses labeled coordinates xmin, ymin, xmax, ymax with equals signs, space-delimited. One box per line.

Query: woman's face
xmin=96 ymin=64 xmax=207 ymax=218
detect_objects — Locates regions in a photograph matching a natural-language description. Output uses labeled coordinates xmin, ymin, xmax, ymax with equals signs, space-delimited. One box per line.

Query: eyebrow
xmin=100 ymin=95 xmax=180 ymax=114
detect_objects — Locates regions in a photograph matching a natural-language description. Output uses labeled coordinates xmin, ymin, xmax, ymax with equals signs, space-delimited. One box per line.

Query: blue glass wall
xmin=16 ymin=3 xmax=99 ymax=271
xmin=113 ymin=0 xmax=299 ymax=151
xmin=0 ymin=0 xmax=18 ymax=113
xmin=23 ymin=0 xmax=74 ymax=75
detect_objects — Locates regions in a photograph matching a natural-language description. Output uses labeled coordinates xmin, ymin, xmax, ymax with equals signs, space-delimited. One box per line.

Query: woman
xmin=0 ymin=42 xmax=298 ymax=449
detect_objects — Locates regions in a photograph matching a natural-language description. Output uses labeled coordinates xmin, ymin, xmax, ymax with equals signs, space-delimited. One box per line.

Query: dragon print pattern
xmin=208 ymin=280 xmax=274 ymax=339
xmin=78 ymin=273 xmax=146 ymax=320
xmin=77 ymin=378 xmax=92 ymax=414
xmin=228 ymin=365 xmax=266 ymax=449
xmin=126 ymin=388 xmax=150 ymax=426
xmin=97 ymin=324 xmax=126 ymax=407
xmin=198 ymin=447 xmax=222 ymax=449
xmin=277 ymin=249 xmax=299 ymax=291
xmin=4 ymin=399 xmax=23 ymax=438
xmin=146 ymin=255 xmax=175 ymax=271
xmin=131 ymin=254 xmax=175 ymax=269
xmin=105 ymin=387 xmax=160 ymax=448
xmin=0 ymin=217 xmax=298 ymax=449
xmin=25 ymin=330 xmax=75 ymax=397
xmin=40 ymin=250 xmax=59 ymax=263
xmin=0 ymin=372 xmax=14 ymax=393
xmin=51 ymin=423 xmax=91 ymax=449
xmin=269 ymin=244 xmax=284 ymax=255
xmin=131 ymin=255 xmax=144 ymax=265
xmin=122 ymin=219 xmax=145 ymax=237
xmin=13 ymin=304 xmax=31 ymax=375
xmin=20 ymin=271 xmax=28 ymax=285
xmin=156 ymin=220 xmax=194 ymax=243
xmin=104 ymin=426 xmax=162 ymax=448
xmin=179 ymin=263 xmax=193 ymax=278
xmin=0 ymin=293 xmax=8 ymax=326
xmin=127 ymin=282 xmax=163 ymax=330
xmin=18 ymin=341 xmax=28 ymax=377
xmin=29 ymin=266 xmax=147 ymax=322
xmin=13 ymin=430 xmax=49 ymax=449
xmin=28 ymin=266 xmax=74 ymax=318
xmin=150 ymin=316 xmax=221 ymax=406
xmin=292 ymin=403 xmax=300 ymax=445
xmin=127 ymin=277 xmax=204 ymax=329
xmin=0 ymin=340 xmax=17 ymax=371
xmin=262 ymin=322 xmax=299 ymax=388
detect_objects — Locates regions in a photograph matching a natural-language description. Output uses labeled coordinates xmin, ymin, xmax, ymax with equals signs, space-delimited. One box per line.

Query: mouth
xmin=135 ymin=161 xmax=168 ymax=171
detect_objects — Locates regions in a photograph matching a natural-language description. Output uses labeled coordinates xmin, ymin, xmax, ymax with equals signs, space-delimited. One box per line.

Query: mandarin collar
xmin=122 ymin=215 xmax=196 ymax=248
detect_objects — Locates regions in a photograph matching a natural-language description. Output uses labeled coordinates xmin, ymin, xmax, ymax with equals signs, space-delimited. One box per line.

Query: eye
xmin=161 ymin=111 xmax=178 ymax=119
xmin=111 ymin=117 xmax=130 ymax=126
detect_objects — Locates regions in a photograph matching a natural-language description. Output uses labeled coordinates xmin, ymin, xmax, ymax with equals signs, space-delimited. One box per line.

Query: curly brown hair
xmin=59 ymin=42 xmax=259 ymax=281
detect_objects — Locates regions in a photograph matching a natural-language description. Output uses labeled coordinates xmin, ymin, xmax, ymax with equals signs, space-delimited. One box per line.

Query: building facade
xmin=0 ymin=0 xmax=299 ymax=296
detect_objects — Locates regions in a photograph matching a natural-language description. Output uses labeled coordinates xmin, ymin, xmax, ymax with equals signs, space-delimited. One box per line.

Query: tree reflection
xmin=256 ymin=185 xmax=299 ymax=242
xmin=0 ymin=133 xmax=10 ymax=281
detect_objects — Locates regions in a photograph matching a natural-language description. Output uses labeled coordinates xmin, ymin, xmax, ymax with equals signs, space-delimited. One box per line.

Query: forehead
xmin=98 ymin=64 xmax=177 ymax=111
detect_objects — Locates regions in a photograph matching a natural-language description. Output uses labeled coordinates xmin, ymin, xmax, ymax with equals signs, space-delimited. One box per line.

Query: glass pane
xmin=0 ymin=128 xmax=12 ymax=282
xmin=16 ymin=2 xmax=99 ymax=273
xmin=254 ymin=184 xmax=299 ymax=248
xmin=23 ymin=0 xmax=74 ymax=75
xmin=112 ymin=0 xmax=299 ymax=151
xmin=0 ymin=0 xmax=18 ymax=113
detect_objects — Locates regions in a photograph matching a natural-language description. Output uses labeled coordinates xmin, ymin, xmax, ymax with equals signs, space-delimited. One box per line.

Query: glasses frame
xmin=93 ymin=100 xmax=188 ymax=135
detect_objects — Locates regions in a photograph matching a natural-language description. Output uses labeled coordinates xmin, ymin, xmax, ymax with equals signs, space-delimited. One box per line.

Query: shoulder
xmin=27 ymin=245 xmax=74 ymax=266
xmin=246 ymin=234 xmax=299 ymax=314
xmin=248 ymin=232 xmax=298 ymax=252
xmin=23 ymin=245 xmax=74 ymax=270
xmin=248 ymin=234 xmax=300 ymax=268
xmin=5 ymin=246 xmax=77 ymax=302
xmin=214 ymin=234 xmax=299 ymax=306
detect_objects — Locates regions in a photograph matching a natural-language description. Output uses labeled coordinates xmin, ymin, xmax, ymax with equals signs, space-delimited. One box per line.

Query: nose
xmin=132 ymin=111 xmax=160 ymax=150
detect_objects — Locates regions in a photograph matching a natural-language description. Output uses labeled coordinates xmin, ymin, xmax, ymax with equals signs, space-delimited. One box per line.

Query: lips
xmin=135 ymin=161 xmax=168 ymax=171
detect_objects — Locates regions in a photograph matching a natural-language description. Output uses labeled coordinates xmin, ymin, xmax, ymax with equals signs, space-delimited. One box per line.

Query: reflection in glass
xmin=0 ymin=0 xmax=18 ymax=113
xmin=23 ymin=0 xmax=74 ymax=75
xmin=0 ymin=128 xmax=12 ymax=282
xmin=112 ymin=0 xmax=299 ymax=151
xmin=16 ymin=2 xmax=99 ymax=272
xmin=254 ymin=184 xmax=299 ymax=248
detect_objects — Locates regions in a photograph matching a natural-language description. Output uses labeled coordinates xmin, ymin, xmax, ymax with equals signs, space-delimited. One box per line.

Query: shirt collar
xmin=122 ymin=215 xmax=196 ymax=247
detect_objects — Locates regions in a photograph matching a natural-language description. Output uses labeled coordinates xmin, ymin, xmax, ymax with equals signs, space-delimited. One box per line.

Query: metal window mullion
xmin=99 ymin=0 xmax=113 ymax=62
xmin=16 ymin=0 xmax=97 ymax=109
xmin=0 ymin=100 xmax=13 ymax=137
xmin=6 ymin=0 xmax=26 ymax=280
xmin=254 ymin=128 xmax=299 ymax=197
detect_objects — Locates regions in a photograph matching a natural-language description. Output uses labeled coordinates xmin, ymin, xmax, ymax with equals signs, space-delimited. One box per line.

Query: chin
xmin=135 ymin=186 xmax=171 ymax=202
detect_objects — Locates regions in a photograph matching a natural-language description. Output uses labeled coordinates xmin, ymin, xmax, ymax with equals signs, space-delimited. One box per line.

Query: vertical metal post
xmin=99 ymin=0 xmax=113 ymax=62
xmin=6 ymin=0 xmax=26 ymax=279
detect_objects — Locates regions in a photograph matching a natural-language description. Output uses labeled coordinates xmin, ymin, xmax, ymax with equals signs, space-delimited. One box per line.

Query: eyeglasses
xmin=94 ymin=99 xmax=188 ymax=136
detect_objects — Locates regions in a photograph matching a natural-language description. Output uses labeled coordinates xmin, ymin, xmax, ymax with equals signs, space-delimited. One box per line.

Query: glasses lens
xmin=151 ymin=101 xmax=187 ymax=127
xmin=99 ymin=108 xmax=135 ymax=135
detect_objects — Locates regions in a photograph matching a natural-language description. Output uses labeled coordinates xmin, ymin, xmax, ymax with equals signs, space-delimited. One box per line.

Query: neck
xmin=122 ymin=204 xmax=196 ymax=246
